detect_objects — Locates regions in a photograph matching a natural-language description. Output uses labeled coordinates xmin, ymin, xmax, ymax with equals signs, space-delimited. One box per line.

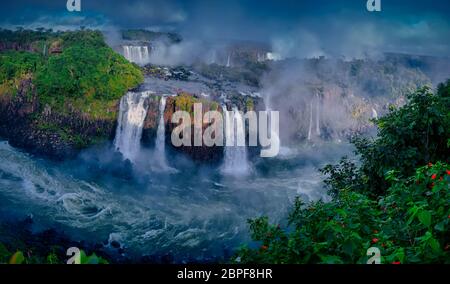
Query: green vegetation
xmin=0 ymin=244 xmax=109 ymax=264
xmin=122 ymin=29 xmax=182 ymax=43
xmin=246 ymin=98 xmax=254 ymax=111
xmin=0 ymin=51 xmax=42 ymax=96
xmin=0 ymin=29 xmax=143 ymax=151
xmin=236 ymin=81 xmax=450 ymax=264
xmin=0 ymin=220 xmax=110 ymax=264
xmin=0 ymin=29 xmax=143 ymax=120
xmin=174 ymin=92 xmax=219 ymax=114
xmin=35 ymin=41 xmax=143 ymax=117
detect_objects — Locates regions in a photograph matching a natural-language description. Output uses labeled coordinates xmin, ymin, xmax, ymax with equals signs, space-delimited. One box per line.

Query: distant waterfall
xmin=315 ymin=94 xmax=321 ymax=136
xmin=154 ymin=96 xmax=169 ymax=168
xmin=123 ymin=46 xmax=150 ymax=65
xmin=257 ymin=53 xmax=264 ymax=62
xmin=114 ymin=91 xmax=151 ymax=163
xmin=226 ymin=54 xmax=231 ymax=67
xmin=222 ymin=106 xmax=250 ymax=176
xmin=209 ymin=50 xmax=217 ymax=64
xmin=372 ymin=108 xmax=378 ymax=119
xmin=307 ymin=95 xmax=321 ymax=140
xmin=307 ymin=100 xmax=313 ymax=141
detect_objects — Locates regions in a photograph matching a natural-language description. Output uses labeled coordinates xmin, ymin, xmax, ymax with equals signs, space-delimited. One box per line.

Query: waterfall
xmin=372 ymin=108 xmax=378 ymax=119
xmin=315 ymin=94 xmax=321 ymax=136
xmin=123 ymin=46 xmax=150 ymax=65
xmin=307 ymin=95 xmax=321 ymax=140
xmin=209 ymin=50 xmax=217 ymax=64
xmin=226 ymin=54 xmax=231 ymax=67
xmin=114 ymin=91 xmax=151 ymax=163
xmin=154 ymin=96 xmax=169 ymax=169
xmin=257 ymin=53 xmax=264 ymax=62
xmin=307 ymin=100 xmax=313 ymax=141
xmin=222 ymin=106 xmax=250 ymax=176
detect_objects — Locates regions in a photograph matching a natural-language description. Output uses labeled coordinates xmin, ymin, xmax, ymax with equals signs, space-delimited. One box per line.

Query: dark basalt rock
xmin=0 ymin=78 xmax=117 ymax=160
xmin=141 ymin=96 xmax=160 ymax=148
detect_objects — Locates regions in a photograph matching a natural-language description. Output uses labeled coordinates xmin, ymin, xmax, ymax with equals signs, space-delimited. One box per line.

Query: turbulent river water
xmin=0 ymin=138 xmax=352 ymax=262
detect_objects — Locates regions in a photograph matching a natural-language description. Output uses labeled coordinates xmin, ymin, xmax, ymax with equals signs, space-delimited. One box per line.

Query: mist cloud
xmin=1 ymin=1 xmax=449 ymax=58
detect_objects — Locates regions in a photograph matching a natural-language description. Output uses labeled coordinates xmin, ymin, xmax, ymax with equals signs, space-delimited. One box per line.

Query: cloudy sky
xmin=1 ymin=0 xmax=450 ymax=58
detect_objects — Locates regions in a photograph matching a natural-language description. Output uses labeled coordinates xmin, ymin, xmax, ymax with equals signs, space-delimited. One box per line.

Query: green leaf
xmin=418 ymin=210 xmax=432 ymax=227
xmin=319 ymin=255 xmax=343 ymax=264
xmin=9 ymin=251 xmax=25 ymax=264
xmin=434 ymin=221 xmax=445 ymax=232
xmin=429 ymin=238 xmax=440 ymax=253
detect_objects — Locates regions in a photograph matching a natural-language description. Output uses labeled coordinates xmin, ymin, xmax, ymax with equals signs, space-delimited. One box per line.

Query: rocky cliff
xmin=0 ymin=78 xmax=117 ymax=160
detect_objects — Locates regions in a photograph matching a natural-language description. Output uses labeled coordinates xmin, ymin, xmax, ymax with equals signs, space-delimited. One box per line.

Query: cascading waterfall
xmin=315 ymin=93 xmax=321 ymax=136
xmin=226 ymin=54 xmax=231 ymax=67
xmin=123 ymin=46 xmax=150 ymax=65
xmin=372 ymin=108 xmax=378 ymax=119
xmin=257 ymin=53 xmax=264 ymax=62
xmin=307 ymin=100 xmax=313 ymax=141
xmin=209 ymin=50 xmax=217 ymax=64
xmin=307 ymin=94 xmax=321 ymax=140
xmin=154 ymin=96 xmax=169 ymax=169
xmin=114 ymin=91 xmax=151 ymax=163
xmin=222 ymin=106 xmax=250 ymax=176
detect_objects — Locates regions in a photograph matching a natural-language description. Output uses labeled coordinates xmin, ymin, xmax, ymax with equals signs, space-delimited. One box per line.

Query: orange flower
xmin=261 ymin=245 xmax=268 ymax=251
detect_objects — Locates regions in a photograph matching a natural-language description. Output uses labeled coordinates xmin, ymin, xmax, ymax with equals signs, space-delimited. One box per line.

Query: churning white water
xmin=123 ymin=46 xmax=150 ymax=65
xmin=114 ymin=91 xmax=151 ymax=163
xmin=222 ymin=106 xmax=250 ymax=176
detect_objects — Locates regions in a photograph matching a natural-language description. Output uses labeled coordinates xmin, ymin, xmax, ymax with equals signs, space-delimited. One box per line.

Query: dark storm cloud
xmin=1 ymin=0 xmax=450 ymax=57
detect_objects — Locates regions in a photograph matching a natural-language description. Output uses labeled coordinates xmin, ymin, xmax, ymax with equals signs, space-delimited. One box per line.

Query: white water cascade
xmin=222 ymin=106 xmax=250 ymax=176
xmin=154 ymin=96 xmax=169 ymax=169
xmin=307 ymin=94 xmax=321 ymax=140
xmin=372 ymin=108 xmax=379 ymax=119
xmin=123 ymin=46 xmax=150 ymax=65
xmin=114 ymin=91 xmax=151 ymax=163
xmin=226 ymin=54 xmax=231 ymax=67
xmin=308 ymin=100 xmax=313 ymax=141
xmin=315 ymin=93 xmax=321 ymax=136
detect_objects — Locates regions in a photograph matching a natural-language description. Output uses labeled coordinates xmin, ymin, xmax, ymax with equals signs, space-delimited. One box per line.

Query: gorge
xmin=0 ymin=28 xmax=448 ymax=264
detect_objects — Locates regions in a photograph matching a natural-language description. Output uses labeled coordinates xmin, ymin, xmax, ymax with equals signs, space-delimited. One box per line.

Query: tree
xmin=236 ymin=81 xmax=450 ymax=264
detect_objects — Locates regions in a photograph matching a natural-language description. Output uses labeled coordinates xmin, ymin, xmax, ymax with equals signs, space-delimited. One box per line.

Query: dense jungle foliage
xmin=0 ymin=29 xmax=143 ymax=119
xmin=236 ymin=81 xmax=450 ymax=264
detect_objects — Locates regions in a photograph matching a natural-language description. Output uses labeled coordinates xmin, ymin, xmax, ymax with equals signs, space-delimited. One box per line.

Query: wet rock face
xmin=165 ymin=95 xmax=225 ymax=162
xmin=140 ymin=93 xmax=266 ymax=162
xmin=141 ymin=94 xmax=225 ymax=162
xmin=0 ymin=79 xmax=117 ymax=160
xmin=142 ymin=96 xmax=160 ymax=148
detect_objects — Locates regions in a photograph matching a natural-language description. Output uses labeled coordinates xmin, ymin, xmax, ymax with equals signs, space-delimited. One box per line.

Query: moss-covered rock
xmin=0 ymin=29 xmax=143 ymax=159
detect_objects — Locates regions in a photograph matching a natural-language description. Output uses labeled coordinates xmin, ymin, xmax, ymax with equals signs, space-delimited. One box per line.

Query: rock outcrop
xmin=0 ymin=78 xmax=117 ymax=160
